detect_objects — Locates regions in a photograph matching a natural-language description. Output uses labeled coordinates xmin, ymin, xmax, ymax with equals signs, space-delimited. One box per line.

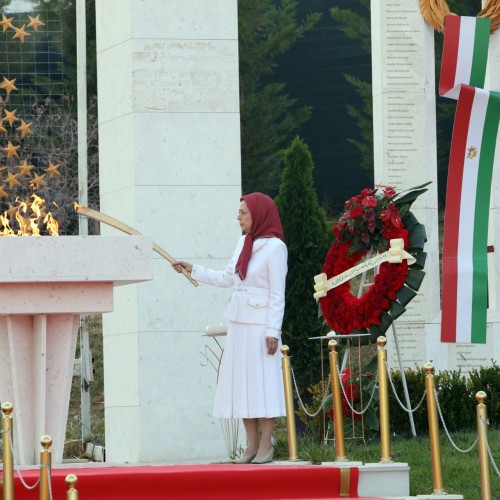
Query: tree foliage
xmin=0 ymin=0 xmax=99 ymax=235
xmin=239 ymin=0 xmax=321 ymax=193
xmin=344 ymin=74 xmax=373 ymax=173
xmin=275 ymin=136 xmax=330 ymax=391
xmin=330 ymin=0 xmax=372 ymax=177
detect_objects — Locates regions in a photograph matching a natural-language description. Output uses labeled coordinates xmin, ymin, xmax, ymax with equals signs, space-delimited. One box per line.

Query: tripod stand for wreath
xmin=310 ymin=258 xmax=417 ymax=445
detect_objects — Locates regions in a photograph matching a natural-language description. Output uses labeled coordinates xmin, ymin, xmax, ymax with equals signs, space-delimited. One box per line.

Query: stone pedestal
xmin=357 ymin=463 xmax=410 ymax=498
xmin=96 ymin=0 xmax=242 ymax=463
xmin=0 ymin=236 xmax=152 ymax=465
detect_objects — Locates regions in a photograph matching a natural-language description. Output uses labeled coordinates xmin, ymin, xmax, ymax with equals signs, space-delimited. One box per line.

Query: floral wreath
xmin=319 ymin=184 xmax=429 ymax=339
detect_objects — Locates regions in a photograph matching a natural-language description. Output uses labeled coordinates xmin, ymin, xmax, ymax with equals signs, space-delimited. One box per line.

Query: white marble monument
xmin=96 ymin=0 xmax=242 ymax=463
xmin=371 ymin=0 xmax=441 ymax=370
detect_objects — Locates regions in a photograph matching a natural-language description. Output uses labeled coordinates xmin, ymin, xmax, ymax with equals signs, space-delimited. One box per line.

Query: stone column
xmin=371 ymin=1 xmax=441 ymax=368
xmin=95 ymin=0 xmax=242 ymax=463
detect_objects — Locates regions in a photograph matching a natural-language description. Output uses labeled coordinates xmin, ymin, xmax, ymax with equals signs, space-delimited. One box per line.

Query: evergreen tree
xmin=330 ymin=0 xmax=372 ymax=177
xmin=239 ymin=0 xmax=321 ymax=193
xmin=275 ymin=136 xmax=330 ymax=391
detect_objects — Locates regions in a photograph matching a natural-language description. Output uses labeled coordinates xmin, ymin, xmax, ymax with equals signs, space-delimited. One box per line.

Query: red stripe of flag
xmin=439 ymin=16 xmax=461 ymax=96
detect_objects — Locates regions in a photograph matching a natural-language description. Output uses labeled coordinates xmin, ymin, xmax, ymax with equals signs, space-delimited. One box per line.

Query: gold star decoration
xmin=6 ymin=202 xmax=18 ymax=219
xmin=0 ymin=122 xmax=7 ymax=135
xmin=0 ymin=14 xmax=14 ymax=33
xmin=12 ymin=25 xmax=31 ymax=43
xmin=4 ymin=109 xmax=19 ymax=127
xmin=45 ymin=160 xmax=60 ymax=177
xmin=16 ymin=159 xmax=35 ymax=177
xmin=30 ymin=172 xmax=47 ymax=190
xmin=3 ymin=141 xmax=20 ymax=157
xmin=0 ymin=184 xmax=9 ymax=198
xmin=17 ymin=120 xmax=32 ymax=138
xmin=5 ymin=172 xmax=20 ymax=189
xmin=27 ymin=14 xmax=45 ymax=32
xmin=0 ymin=77 xmax=17 ymax=96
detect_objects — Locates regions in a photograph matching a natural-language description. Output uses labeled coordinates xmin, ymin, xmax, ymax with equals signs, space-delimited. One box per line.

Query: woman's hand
xmin=266 ymin=337 xmax=278 ymax=356
xmin=172 ymin=260 xmax=193 ymax=274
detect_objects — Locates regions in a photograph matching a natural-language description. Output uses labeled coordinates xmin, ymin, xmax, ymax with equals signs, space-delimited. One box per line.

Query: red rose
xmin=349 ymin=205 xmax=364 ymax=219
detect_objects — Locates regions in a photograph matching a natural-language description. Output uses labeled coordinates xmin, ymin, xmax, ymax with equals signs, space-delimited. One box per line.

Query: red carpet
xmin=6 ymin=464 xmax=395 ymax=499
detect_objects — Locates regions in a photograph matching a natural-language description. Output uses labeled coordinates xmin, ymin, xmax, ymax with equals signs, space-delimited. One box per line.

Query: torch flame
xmin=44 ymin=212 xmax=58 ymax=236
xmin=0 ymin=195 xmax=59 ymax=236
xmin=0 ymin=213 xmax=14 ymax=236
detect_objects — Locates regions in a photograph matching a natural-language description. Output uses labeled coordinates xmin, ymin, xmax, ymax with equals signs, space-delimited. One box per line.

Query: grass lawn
xmin=273 ymin=427 xmax=500 ymax=498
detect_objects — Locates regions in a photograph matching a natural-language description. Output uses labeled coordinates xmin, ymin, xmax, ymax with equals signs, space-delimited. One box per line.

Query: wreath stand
xmin=312 ymin=332 xmax=371 ymax=445
xmin=344 ymin=256 xmax=417 ymax=437
xmin=313 ymin=252 xmax=417 ymax=444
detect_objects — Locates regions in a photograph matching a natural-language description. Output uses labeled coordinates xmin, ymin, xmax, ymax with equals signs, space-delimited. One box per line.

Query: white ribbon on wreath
xmin=313 ymin=237 xmax=416 ymax=301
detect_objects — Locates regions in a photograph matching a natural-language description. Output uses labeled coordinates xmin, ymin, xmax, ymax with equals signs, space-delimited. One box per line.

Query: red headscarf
xmin=235 ymin=192 xmax=284 ymax=280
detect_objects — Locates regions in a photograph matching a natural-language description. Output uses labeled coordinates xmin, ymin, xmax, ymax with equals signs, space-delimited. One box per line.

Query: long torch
xmin=74 ymin=203 xmax=198 ymax=287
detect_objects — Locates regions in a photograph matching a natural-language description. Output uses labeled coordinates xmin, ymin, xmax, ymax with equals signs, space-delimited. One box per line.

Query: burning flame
xmin=0 ymin=195 xmax=59 ymax=236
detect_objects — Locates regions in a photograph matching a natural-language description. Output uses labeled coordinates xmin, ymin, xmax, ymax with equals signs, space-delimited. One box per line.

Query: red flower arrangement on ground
xmin=328 ymin=369 xmax=362 ymax=421
xmin=320 ymin=184 xmax=429 ymax=338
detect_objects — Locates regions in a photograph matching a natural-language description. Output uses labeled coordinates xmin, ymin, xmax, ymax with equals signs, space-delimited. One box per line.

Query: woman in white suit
xmin=172 ymin=192 xmax=287 ymax=464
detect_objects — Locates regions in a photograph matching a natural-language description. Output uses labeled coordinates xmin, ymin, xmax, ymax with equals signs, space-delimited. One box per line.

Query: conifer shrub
xmin=275 ymin=137 xmax=331 ymax=392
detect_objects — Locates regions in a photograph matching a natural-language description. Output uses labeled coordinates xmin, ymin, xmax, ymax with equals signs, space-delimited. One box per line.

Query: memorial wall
xmin=371 ymin=1 xmax=442 ymax=371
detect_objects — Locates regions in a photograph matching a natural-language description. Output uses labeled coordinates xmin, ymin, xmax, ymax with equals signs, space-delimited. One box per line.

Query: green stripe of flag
xmin=471 ymin=90 xmax=500 ymax=342
xmin=470 ymin=17 xmax=491 ymax=89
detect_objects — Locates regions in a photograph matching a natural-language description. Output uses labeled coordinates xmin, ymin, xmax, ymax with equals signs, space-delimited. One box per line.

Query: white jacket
xmin=191 ymin=236 xmax=287 ymax=339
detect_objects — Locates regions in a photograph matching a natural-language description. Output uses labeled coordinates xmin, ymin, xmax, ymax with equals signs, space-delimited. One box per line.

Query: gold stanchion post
xmin=377 ymin=336 xmax=392 ymax=463
xmin=476 ymin=391 xmax=491 ymax=500
xmin=2 ymin=402 xmax=14 ymax=500
xmin=65 ymin=474 xmax=79 ymax=500
xmin=281 ymin=345 xmax=298 ymax=461
xmin=424 ymin=362 xmax=445 ymax=495
xmin=39 ymin=435 xmax=52 ymax=500
xmin=328 ymin=340 xmax=347 ymax=461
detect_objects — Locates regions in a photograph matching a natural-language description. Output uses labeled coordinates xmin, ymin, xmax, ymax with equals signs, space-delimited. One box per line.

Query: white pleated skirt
xmin=213 ymin=321 xmax=286 ymax=419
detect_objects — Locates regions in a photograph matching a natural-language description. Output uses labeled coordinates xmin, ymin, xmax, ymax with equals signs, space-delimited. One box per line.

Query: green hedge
xmin=297 ymin=362 xmax=500 ymax=440
xmin=389 ymin=363 xmax=500 ymax=436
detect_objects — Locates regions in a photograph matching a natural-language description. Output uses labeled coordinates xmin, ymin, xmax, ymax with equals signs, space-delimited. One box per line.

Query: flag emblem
xmin=467 ymin=146 xmax=477 ymax=159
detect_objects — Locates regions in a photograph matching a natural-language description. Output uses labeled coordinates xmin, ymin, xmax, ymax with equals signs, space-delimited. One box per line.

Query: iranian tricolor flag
xmin=439 ymin=16 xmax=490 ymax=100
xmin=440 ymin=14 xmax=500 ymax=343
xmin=441 ymin=85 xmax=500 ymax=343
